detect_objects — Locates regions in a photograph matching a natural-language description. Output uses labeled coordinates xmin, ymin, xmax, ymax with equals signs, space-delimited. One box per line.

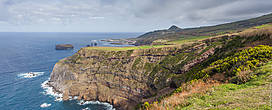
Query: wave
xmin=41 ymin=79 xmax=63 ymax=102
xmin=78 ymin=100 xmax=115 ymax=110
xmin=40 ymin=103 xmax=51 ymax=108
xmin=82 ymin=107 xmax=90 ymax=110
xmin=17 ymin=72 xmax=44 ymax=78
xmin=41 ymin=79 xmax=114 ymax=110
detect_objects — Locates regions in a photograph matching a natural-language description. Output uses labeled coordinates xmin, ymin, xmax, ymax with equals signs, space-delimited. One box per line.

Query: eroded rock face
xmin=49 ymin=40 xmax=219 ymax=109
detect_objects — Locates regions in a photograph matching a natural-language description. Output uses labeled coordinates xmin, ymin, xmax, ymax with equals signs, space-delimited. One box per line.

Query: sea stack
xmin=55 ymin=44 xmax=74 ymax=50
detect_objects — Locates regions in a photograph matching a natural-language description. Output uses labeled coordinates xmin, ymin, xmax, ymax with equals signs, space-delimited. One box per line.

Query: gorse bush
xmin=212 ymin=45 xmax=272 ymax=75
xmin=144 ymin=102 xmax=150 ymax=109
xmin=194 ymin=45 xmax=272 ymax=82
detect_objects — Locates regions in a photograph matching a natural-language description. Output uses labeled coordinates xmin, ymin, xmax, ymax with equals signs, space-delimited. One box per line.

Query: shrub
xmin=194 ymin=45 xmax=272 ymax=83
xmin=144 ymin=102 xmax=150 ymax=109
xmin=174 ymin=87 xmax=183 ymax=93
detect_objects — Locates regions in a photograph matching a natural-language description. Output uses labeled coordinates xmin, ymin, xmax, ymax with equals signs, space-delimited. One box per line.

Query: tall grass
xmin=240 ymin=26 xmax=272 ymax=39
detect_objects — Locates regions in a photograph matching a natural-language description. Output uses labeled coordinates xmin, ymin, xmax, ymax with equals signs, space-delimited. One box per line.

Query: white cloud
xmin=0 ymin=0 xmax=271 ymax=32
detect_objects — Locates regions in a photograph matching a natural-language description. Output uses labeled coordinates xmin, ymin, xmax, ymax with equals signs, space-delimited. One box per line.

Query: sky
xmin=0 ymin=0 xmax=272 ymax=32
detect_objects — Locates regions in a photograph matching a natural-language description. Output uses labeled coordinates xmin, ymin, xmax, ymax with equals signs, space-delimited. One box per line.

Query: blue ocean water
xmin=0 ymin=32 xmax=141 ymax=110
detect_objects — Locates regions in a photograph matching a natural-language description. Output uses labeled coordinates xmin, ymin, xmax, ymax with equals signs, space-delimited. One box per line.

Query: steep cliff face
xmin=49 ymin=38 xmax=221 ymax=109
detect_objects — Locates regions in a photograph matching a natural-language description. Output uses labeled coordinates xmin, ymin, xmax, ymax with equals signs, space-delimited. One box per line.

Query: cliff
xmin=49 ymin=25 xmax=272 ymax=110
xmin=49 ymin=37 xmax=222 ymax=109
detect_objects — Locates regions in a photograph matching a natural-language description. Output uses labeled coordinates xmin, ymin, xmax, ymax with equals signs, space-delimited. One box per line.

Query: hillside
xmin=134 ymin=13 xmax=272 ymax=45
xmin=141 ymin=26 xmax=272 ymax=110
xmin=149 ymin=61 xmax=272 ymax=110
xmin=48 ymin=23 xmax=272 ymax=110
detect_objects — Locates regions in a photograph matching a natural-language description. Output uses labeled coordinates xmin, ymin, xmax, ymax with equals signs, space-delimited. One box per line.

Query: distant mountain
xmin=134 ymin=13 xmax=272 ymax=45
xmin=134 ymin=25 xmax=182 ymax=45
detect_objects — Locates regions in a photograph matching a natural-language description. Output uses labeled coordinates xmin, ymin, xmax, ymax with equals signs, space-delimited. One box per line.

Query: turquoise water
xmin=0 ymin=32 xmax=141 ymax=110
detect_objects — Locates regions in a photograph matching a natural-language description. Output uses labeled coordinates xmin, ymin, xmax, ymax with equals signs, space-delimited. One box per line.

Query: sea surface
xmin=0 ymin=32 xmax=142 ymax=110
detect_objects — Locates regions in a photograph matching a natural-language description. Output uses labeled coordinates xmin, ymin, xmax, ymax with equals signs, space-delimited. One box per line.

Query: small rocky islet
xmin=55 ymin=44 xmax=74 ymax=50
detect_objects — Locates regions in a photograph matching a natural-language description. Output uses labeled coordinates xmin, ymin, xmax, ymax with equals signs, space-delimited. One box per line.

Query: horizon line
xmin=0 ymin=31 xmax=144 ymax=33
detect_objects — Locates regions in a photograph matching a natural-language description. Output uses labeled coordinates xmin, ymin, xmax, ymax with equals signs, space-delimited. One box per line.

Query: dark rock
xmin=56 ymin=44 xmax=74 ymax=50
xmin=168 ymin=25 xmax=182 ymax=31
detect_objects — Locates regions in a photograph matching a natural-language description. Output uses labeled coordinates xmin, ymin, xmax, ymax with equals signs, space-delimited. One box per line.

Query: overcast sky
xmin=0 ymin=0 xmax=271 ymax=32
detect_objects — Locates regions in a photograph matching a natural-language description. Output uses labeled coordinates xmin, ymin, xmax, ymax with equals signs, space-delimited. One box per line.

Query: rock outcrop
xmin=55 ymin=44 xmax=74 ymax=50
xmin=168 ymin=25 xmax=182 ymax=32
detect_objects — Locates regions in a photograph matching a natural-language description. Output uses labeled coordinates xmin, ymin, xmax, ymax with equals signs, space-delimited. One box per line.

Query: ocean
xmin=0 ymin=32 xmax=142 ymax=110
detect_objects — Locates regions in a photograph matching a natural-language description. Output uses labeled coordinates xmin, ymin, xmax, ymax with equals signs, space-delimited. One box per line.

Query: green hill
xmin=141 ymin=25 xmax=272 ymax=110
xmin=135 ymin=13 xmax=272 ymax=45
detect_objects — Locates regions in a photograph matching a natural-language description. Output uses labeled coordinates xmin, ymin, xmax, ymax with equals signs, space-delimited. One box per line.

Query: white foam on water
xmin=41 ymin=79 xmax=63 ymax=102
xmin=78 ymin=100 xmax=115 ymax=110
xmin=18 ymin=72 xmax=44 ymax=78
xmin=73 ymin=96 xmax=78 ymax=100
xmin=82 ymin=107 xmax=90 ymax=110
xmin=40 ymin=103 xmax=51 ymax=108
xmin=41 ymin=79 xmax=115 ymax=110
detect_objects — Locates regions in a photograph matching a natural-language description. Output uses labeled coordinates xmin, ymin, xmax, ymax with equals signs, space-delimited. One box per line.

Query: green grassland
xmin=167 ymin=36 xmax=211 ymax=45
xmin=135 ymin=13 xmax=272 ymax=45
xmin=176 ymin=61 xmax=272 ymax=110
xmin=255 ymin=23 xmax=272 ymax=29
xmin=85 ymin=44 xmax=174 ymax=51
xmin=85 ymin=23 xmax=272 ymax=52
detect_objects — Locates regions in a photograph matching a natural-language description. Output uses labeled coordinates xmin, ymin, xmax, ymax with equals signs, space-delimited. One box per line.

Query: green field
xmin=85 ymin=23 xmax=272 ymax=52
xmin=167 ymin=36 xmax=211 ymax=45
xmin=85 ymin=44 xmax=174 ymax=51
xmin=255 ymin=24 xmax=272 ymax=29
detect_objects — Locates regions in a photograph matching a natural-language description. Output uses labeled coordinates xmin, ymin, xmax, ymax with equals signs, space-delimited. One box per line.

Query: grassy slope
xmin=84 ymin=45 xmax=174 ymax=51
xmin=167 ymin=36 xmax=211 ymax=45
xmin=255 ymin=23 xmax=272 ymax=29
xmin=85 ymin=12 xmax=272 ymax=51
xmin=86 ymin=23 xmax=272 ymax=52
xmin=135 ymin=13 xmax=272 ymax=45
xmin=141 ymin=25 xmax=272 ymax=110
xmin=177 ymin=61 xmax=272 ymax=110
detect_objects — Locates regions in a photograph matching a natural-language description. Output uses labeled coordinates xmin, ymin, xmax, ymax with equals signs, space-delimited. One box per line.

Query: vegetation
xmin=167 ymin=36 xmax=211 ymax=45
xmin=85 ymin=44 xmax=174 ymax=51
xmin=144 ymin=102 xmax=150 ymax=109
xmin=135 ymin=13 xmax=272 ymax=45
xmin=141 ymin=25 xmax=272 ymax=109
xmin=146 ymin=61 xmax=272 ymax=110
xmin=78 ymin=24 xmax=272 ymax=110
xmin=255 ymin=23 xmax=272 ymax=29
xmin=194 ymin=45 xmax=272 ymax=83
xmin=176 ymin=61 xmax=272 ymax=110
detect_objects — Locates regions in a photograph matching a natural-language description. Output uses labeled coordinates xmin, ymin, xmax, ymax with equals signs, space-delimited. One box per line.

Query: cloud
xmin=0 ymin=0 xmax=271 ymax=32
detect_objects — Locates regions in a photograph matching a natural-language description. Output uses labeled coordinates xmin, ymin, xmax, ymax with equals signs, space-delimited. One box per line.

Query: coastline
xmin=41 ymin=79 xmax=115 ymax=110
